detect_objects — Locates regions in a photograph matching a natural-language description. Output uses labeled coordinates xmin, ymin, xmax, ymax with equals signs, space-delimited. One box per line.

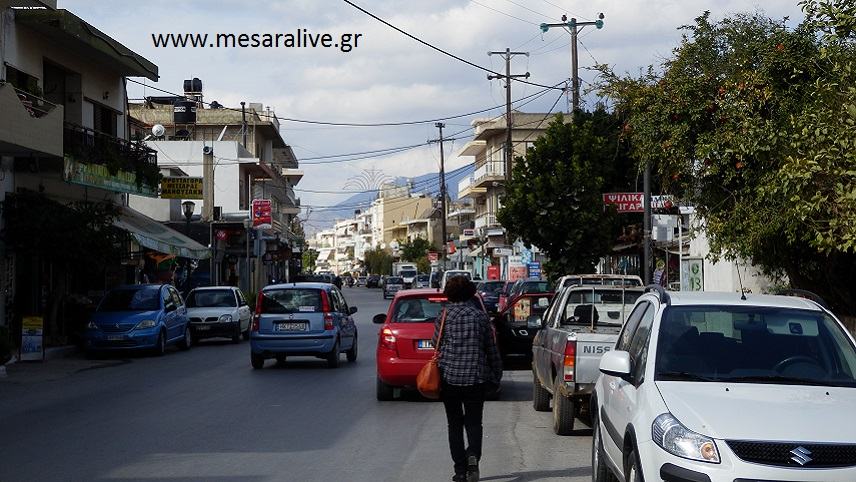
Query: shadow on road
xmin=481 ymin=466 xmax=591 ymax=481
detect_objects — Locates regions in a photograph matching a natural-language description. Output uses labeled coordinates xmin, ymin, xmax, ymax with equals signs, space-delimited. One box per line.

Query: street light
xmin=181 ymin=200 xmax=195 ymax=236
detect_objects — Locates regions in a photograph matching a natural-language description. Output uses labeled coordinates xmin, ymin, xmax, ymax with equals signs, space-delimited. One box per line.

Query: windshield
xmin=391 ymin=297 xmax=446 ymax=323
xmin=655 ymin=306 xmax=856 ymax=387
xmin=521 ymin=281 xmax=550 ymax=294
xmin=400 ymin=270 xmax=417 ymax=277
xmin=98 ymin=287 xmax=161 ymax=312
xmin=417 ymin=275 xmax=429 ymax=282
xmin=186 ymin=290 xmax=236 ymax=308
xmin=561 ymin=288 xmax=643 ymax=325
xmin=387 ymin=277 xmax=403 ymax=284
xmin=260 ymin=288 xmax=322 ymax=314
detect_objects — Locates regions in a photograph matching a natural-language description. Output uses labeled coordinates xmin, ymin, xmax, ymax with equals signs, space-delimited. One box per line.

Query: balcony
xmin=0 ymin=81 xmax=63 ymax=158
xmin=461 ymin=161 xmax=506 ymax=197
xmin=63 ymin=123 xmax=159 ymax=196
xmin=474 ymin=213 xmax=498 ymax=230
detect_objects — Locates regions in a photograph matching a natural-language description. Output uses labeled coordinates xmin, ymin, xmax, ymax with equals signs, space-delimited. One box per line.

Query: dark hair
xmin=444 ymin=276 xmax=476 ymax=302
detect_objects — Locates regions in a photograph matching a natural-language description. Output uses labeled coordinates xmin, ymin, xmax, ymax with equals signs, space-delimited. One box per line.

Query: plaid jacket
xmin=433 ymin=300 xmax=503 ymax=386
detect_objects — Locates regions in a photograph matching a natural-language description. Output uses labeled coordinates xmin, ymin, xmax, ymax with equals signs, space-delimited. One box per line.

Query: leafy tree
xmin=498 ymin=112 xmax=630 ymax=279
xmin=599 ymin=4 xmax=856 ymax=314
xmin=400 ymin=237 xmax=433 ymax=262
xmin=302 ymin=248 xmax=319 ymax=272
xmin=416 ymin=256 xmax=431 ymax=273
xmin=363 ymin=247 xmax=392 ymax=275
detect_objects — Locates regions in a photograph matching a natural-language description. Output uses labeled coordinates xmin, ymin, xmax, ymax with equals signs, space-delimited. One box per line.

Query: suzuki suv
xmin=592 ymin=287 xmax=856 ymax=482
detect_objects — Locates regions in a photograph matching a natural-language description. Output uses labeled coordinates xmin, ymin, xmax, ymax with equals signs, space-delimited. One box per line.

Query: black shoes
xmin=466 ymin=455 xmax=479 ymax=482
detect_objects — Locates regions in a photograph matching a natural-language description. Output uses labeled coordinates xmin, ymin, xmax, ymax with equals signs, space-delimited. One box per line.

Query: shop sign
xmin=63 ymin=156 xmax=157 ymax=197
xmin=20 ymin=316 xmax=44 ymax=361
xmin=428 ymin=252 xmax=438 ymax=262
xmin=528 ymin=261 xmax=542 ymax=279
xmin=252 ymin=199 xmax=273 ymax=229
xmin=160 ymin=177 xmax=203 ymax=199
xmin=487 ymin=265 xmax=500 ymax=280
xmin=603 ymin=192 xmax=643 ymax=213
xmin=493 ymin=248 xmax=513 ymax=257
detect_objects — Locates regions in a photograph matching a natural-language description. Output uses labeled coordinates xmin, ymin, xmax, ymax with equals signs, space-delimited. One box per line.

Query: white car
xmin=592 ymin=287 xmax=856 ymax=482
xmin=186 ymin=286 xmax=253 ymax=343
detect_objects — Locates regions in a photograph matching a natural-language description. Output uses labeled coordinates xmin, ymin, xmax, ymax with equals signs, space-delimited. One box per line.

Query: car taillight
xmin=252 ymin=291 xmax=263 ymax=332
xmin=563 ymin=339 xmax=576 ymax=382
xmin=321 ymin=290 xmax=334 ymax=330
xmin=380 ymin=327 xmax=397 ymax=352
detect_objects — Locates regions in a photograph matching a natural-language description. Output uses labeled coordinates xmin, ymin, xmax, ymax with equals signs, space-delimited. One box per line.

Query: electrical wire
xmin=469 ymin=0 xmax=540 ymax=26
xmin=295 ymin=162 xmax=475 ymax=195
xmin=498 ymin=0 xmax=557 ymax=20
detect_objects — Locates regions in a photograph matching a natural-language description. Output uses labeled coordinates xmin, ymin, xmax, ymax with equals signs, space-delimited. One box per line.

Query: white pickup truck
xmin=531 ymin=283 xmax=643 ymax=435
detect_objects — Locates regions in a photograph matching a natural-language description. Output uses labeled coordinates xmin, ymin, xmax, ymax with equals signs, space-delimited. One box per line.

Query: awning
xmin=317 ymin=248 xmax=334 ymax=261
xmin=114 ymin=207 xmax=210 ymax=259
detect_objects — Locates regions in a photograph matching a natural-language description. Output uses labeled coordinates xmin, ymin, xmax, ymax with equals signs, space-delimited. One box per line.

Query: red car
xmin=374 ymin=289 xmax=489 ymax=401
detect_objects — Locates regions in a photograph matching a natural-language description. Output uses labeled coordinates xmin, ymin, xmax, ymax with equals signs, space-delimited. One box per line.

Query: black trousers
xmin=441 ymin=382 xmax=486 ymax=476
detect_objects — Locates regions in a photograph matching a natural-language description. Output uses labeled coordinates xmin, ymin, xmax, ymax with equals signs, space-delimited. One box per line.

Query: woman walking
xmin=434 ymin=276 xmax=503 ymax=482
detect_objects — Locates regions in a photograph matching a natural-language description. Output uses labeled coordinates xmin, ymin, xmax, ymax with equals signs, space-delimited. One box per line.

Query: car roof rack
xmin=776 ymin=288 xmax=830 ymax=309
xmin=644 ymin=284 xmax=671 ymax=305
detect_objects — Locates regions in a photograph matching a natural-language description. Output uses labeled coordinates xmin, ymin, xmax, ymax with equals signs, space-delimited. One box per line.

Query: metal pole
xmin=240 ymin=101 xmax=247 ymax=149
xmin=436 ymin=122 xmax=448 ymax=269
xmin=246 ymin=225 xmax=251 ymax=292
xmin=643 ymin=161 xmax=652 ymax=284
xmin=504 ymin=48 xmax=513 ymax=181
xmin=202 ymin=149 xmax=214 ymax=222
xmin=570 ymin=21 xmax=580 ymax=113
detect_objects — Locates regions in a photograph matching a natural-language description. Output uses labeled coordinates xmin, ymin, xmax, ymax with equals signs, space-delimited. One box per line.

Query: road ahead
xmin=0 ymin=287 xmax=593 ymax=482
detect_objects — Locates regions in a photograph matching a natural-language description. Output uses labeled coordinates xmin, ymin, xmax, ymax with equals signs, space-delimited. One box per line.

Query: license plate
xmin=417 ymin=340 xmax=434 ymax=349
xmin=195 ymin=325 xmax=210 ymax=331
xmin=106 ymin=335 xmax=124 ymax=341
xmin=276 ymin=322 xmax=307 ymax=332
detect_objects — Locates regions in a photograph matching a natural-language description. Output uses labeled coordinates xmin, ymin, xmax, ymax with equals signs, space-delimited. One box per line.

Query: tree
xmin=302 ymin=248 xmax=319 ymax=273
xmin=400 ymin=237 xmax=433 ymax=262
xmin=498 ymin=112 xmax=630 ymax=279
xmin=599 ymin=3 xmax=856 ymax=314
xmin=363 ymin=247 xmax=393 ymax=275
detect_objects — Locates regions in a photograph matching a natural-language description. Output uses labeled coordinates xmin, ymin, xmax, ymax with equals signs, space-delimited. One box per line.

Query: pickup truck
xmin=531 ymin=283 xmax=643 ymax=435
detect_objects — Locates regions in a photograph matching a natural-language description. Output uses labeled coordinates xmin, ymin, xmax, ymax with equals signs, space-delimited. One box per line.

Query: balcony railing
xmin=471 ymin=161 xmax=505 ymax=189
xmin=458 ymin=174 xmax=473 ymax=194
xmin=6 ymin=82 xmax=58 ymax=119
xmin=474 ymin=213 xmax=498 ymax=230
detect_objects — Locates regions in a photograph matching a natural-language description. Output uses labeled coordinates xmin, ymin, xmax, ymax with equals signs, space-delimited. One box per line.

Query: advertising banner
xmin=603 ymin=192 xmax=644 ymax=213
xmin=252 ymin=199 xmax=273 ymax=229
xmin=528 ymin=261 xmax=542 ymax=279
xmin=487 ymin=265 xmax=500 ymax=280
xmin=160 ymin=177 xmax=203 ymax=199
xmin=20 ymin=316 xmax=44 ymax=361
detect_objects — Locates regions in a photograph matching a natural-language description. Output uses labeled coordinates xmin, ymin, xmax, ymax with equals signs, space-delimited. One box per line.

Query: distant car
xmin=356 ymin=276 xmax=367 ymax=287
xmin=440 ymin=270 xmax=472 ymax=291
xmin=414 ymin=274 xmax=430 ymax=289
xmin=383 ymin=276 xmax=404 ymax=299
xmin=476 ymin=280 xmax=506 ymax=313
xmin=366 ymin=274 xmax=381 ymax=288
xmin=250 ymin=282 xmax=358 ymax=369
xmin=429 ymin=271 xmax=442 ymax=289
xmin=84 ymin=284 xmax=192 ymax=356
xmin=186 ymin=286 xmax=252 ymax=343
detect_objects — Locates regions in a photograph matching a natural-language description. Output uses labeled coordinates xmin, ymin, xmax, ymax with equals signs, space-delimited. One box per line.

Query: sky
xmin=62 ymin=0 xmax=803 ymax=232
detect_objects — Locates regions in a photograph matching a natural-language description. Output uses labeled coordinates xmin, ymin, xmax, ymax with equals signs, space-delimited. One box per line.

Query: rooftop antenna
xmin=735 ymin=261 xmax=747 ymax=300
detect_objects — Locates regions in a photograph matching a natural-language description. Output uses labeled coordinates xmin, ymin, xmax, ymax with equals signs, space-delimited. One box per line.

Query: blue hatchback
xmin=84 ymin=284 xmax=192 ymax=356
xmin=250 ymin=282 xmax=358 ymax=369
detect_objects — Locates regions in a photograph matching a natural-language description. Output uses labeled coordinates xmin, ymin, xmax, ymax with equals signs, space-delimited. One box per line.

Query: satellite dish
xmin=152 ymin=124 xmax=165 ymax=137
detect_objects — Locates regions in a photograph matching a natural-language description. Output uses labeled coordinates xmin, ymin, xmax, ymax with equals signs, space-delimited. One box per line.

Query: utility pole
xmin=487 ymin=48 xmax=529 ymax=182
xmin=435 ymin=122 xmax=448 ymax=269
xmin=240 ymin=101 xmax=248 ymax=148
xmin=643 ymin=161 xmax=652 ymax=284
xmin=540 ymin=13 xmax=605 ymax=113
xmin=201 ymin=145 xmax=214 ymax=222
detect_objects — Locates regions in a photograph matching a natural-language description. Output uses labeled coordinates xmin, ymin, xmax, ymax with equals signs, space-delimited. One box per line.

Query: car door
xmin=235 ymin=289 xmax=251 ymax=331
xmin=533 ymin=286 xmax=564 ymax=381
xmin=601 ymin=301 xmax=655 ymax=462
xmin=333 ymin=288 xmax=355 ymax=347
xmin=170 ymin=287 xmax=188 ymax=338
xmin=161 ymin=287 xmax=178 ymax=340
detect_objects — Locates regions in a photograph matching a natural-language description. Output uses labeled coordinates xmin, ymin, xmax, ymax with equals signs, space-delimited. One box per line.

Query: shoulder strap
xmin=434 ymin=308 xmax=448 ymax=354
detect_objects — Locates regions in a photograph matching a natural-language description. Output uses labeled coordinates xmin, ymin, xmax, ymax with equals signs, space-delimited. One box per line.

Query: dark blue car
xmin=250 ymin=282 xmax=358 ymax=369
xmin=84 ymin=284 xmax=192 ymax=356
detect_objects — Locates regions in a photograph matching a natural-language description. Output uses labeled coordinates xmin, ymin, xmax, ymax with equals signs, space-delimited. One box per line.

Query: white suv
xmin=592 ymin=287 xmax=856 ymax=482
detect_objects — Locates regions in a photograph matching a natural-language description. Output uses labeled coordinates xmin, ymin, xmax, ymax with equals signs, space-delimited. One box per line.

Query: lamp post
xmin=243 ymin=218 xmax=253 ymax=294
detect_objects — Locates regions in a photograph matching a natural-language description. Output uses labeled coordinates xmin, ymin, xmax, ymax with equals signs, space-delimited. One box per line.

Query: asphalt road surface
xmin=0 ymin=286 xmax=593 ymax=482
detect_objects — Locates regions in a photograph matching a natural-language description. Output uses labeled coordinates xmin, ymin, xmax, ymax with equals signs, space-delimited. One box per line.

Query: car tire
xmin=326 ymin=339 xmax=341 ymax=368
xmin=251 ymin=352 xmax=264 ymax=369
xmin=153 ymin=330 xmax=166 ymax=356
xmin=376 ymin=377 xmax=394 ymax=401
xmin=346 ymin=334 xmax=358 ymax=362
xmin=592 ymin=406 xmax=613 ymax=482
xmin=532 ymin=371 xmax=551 ymax=412
xmin=552 ymin=374 xmax=575 ymax=435
xmin=231 ymin=324 xmax=240 ymax=343
xmin=178 ymin=325 xmax=192 ymax=351
xmin=625 ymin=444 xmax=644 ymax=482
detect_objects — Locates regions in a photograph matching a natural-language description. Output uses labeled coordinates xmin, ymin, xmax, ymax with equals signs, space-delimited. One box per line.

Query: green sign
xmin=63 ymin=156 xmax=157 ymax=197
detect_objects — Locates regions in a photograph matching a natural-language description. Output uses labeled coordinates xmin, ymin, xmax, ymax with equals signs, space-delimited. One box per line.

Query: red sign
xmin=428 ymin=252 xmax=438 ymax=262
xmin=252 ymin=199 xmax=272 ymax=228
xmin=487 ymin=265 xmax=500 ymax=280
xmin=603 ymin=192 xmax=643 ymax=213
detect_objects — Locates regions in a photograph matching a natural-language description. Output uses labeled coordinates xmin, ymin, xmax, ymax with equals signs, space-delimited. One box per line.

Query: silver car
xmin=186 ymin=286 xmax=252 ymax=343
xmin=383 ymin=276 xmax=404 ymax=299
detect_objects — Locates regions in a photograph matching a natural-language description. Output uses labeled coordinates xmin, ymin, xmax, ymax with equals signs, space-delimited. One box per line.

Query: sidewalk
xmin=0 ymin=346 xmax=128 ymax=385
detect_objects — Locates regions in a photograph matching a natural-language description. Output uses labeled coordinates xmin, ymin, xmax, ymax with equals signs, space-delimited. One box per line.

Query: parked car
xmin=440 ymin=269 xmax=472 ymax=291
xmin=492 ymin=292 xmax=554 ymax=359
xmin=414 ymin=274 xmax=430 ymax=289
xmin=250 ymin=282 xmax=358 ymax=369
xmin=84 ymin=284 xmax=192 ymax=356
xmin=186 ymin=286 xmax=252 ymax=343
xmin=374 ymin=289 xmax=494 ymax=400
xmin=531 ymin=283 xmax=643 ymax=434
xmin=356 ymin=276 xmax=367 ymax=287
xmin=366 ymin=274 xmax=381 ymax=288
xmin=592 ymin=287 xmax=856 ymax=482
xmin=383 ymin=276 xmax=404 ymax=299
xmin=476 ymin=280 xmax=506 ymax=313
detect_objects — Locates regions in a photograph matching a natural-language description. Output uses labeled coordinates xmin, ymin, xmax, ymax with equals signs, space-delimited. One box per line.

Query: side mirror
xmin=527 ymin=315 xmax=542 ymax=329
xmin=349 ymin=306 xmax=358 ymax=315
xmin=164 ymin=302 xmax=177 ymax=312
xmin=372 ymin=313 xmax=387 ymax=324
xmin=599 ymin=350 xmax=631 ymax=379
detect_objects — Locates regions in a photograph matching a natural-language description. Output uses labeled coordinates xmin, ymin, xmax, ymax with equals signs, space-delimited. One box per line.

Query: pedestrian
xmin=433 ymin=276 xmax=503 ymax=482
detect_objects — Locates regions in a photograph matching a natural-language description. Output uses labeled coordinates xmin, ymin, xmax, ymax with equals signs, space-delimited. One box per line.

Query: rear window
xmin=387 ymin=277 xmax=403 ymax=284
xmin=478 ymin=281 xmax=505 ymax=294
xmin=392 ymin=297 xmax=446 ymax=323
xmin=260 ymin=288 xmax=322 ymax=314
xmin=186 ymin=289 xmax=236 ymax=308
xmin=521 ymin=281 xmax=550 ymax=294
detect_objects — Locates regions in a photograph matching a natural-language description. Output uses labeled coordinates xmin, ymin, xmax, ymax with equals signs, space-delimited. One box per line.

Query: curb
xmin=2 ymin=345 xmax=79 ymax=367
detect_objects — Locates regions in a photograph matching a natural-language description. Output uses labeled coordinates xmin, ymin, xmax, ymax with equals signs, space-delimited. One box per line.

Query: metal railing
xmin=458 ymin=174 xmax=473 ymax=193
xmin=474 ymin=213 xmax=498 ymax=229
xmin=64 ymin=122 xmax=157 ymax=172
xmin=4 ymin=81 xmax=58 ymax=119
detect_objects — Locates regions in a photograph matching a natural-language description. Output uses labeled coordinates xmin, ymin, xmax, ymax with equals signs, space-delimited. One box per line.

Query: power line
xmin=295 ymin=162 xmax=475 ymax=195
xmin=536 ymin=0 xmax=592 ymax=21
xmin=469 ymin=0 xmax=539 ymax=26
xmin=341 ymin=0 xmax=565 ymax=91
xmin=498 ymin=0 xmax=557 ymax=20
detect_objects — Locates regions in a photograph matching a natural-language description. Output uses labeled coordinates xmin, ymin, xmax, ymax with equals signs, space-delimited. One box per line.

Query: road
xmin=0 ymin=287 xmax=593 ymax=482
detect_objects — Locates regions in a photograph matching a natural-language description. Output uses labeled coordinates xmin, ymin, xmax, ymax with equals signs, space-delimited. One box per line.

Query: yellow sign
xmin=160 ymin=177 xmax=203 ymax=199
xmin=22 ymin=316 xmax=43 ymax=333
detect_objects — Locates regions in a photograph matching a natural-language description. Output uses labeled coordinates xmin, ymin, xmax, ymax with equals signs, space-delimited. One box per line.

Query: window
xmin=392 ymin=297 xmax=446 ymax=323
xmin=332 ymin=289 xmax=348 ymax=313
xmin=161 ymin=288 xmax=172 ymax=309
xmin=186 ymin=290 xmax=237 ymax=308
xmin=169 ymin=288 xmax=183 ymax=307
xmin=260 ymin=289 xmax=322 ymax=313
xmin=628 ymin=304 xmax=656 ymax=384
xmin=97 ymin=287 xmax=160 ymax=312
xmin=617 ymin=302 xmax=651 ymax=351
xmin=561 ymin=288 xmax=644 ymax=326
xmin=92 ymin=102 xmax=118 ymax=137
xmin=236 ymin=290 xmax=247 ymax=306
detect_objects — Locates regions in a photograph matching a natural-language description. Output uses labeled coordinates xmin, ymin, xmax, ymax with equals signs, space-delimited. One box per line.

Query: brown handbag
xmin=416 ymin=309 xmax=447 ymax=400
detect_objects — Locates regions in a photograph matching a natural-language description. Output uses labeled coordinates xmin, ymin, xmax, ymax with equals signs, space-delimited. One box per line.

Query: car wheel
xmin=231 ymin=324 xmax=240 ymax=343
xmin=552 ymin=374 xmax=575 ymax=435
xmin=376 ymin=377 xmax=394 ymax=401
xmin=625 ymin=444 xmax=644 ymax=482
xmin=326 ymin=339 xmax=341 ymax=368
xmin=532 ymin=371 xmax=551 ymax=412
xmin=251 ymin=352 xmax=264 ymax=369
xmin=153 ymin=330 xmax=166 ymax=356
xmin=178 ymin=325 xmax=192 ymax=350
xmin=346 ymin=334 xmax=358 ymax=362
xmin=592 ymin=406 xmax=613 ymax=482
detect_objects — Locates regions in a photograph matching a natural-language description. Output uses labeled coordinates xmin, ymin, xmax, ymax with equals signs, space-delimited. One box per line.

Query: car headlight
xmin=136 ymin=319 xmax=157 ymax=329
xmin=652 ymin=413 xmax=720 ymax=463
xmin=87 ymin=320 xmax=99 ymax=330
xmin=218 ymin=314 xmax=233 ymax=323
